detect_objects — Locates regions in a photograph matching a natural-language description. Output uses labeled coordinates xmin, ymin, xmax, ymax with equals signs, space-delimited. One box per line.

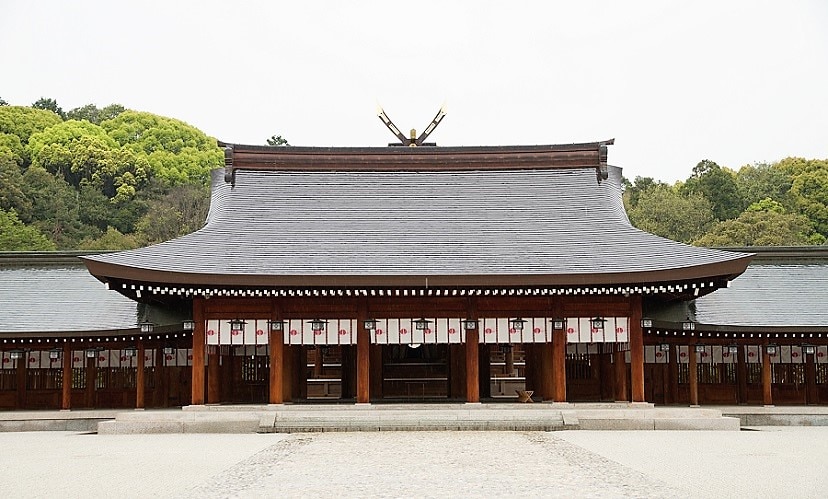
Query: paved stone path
xmin=187 ymin=432 xmax=682 ymax=498
xmin=2 ymin=428 xmax=828 ymax=498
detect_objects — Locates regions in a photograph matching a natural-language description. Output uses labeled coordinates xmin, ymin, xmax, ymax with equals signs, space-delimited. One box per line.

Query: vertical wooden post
xmin=465 ymin=328 xmax=480 ymax=403
xmin=805 ymin=349 xmax=818 ymax=405
xmin=207 ymin=346 xmax=220 ymax=404
xmin=191 ymin=298 xmax=206 ymax=405
xmin=136 ymin=341 xmax=145 ymax=409
xmin=282 ymin=345 xmax=293 ymax=402
xmin=61 ymin=343 xmax=72 ymax=410
xmin=689 ymin=345 xmax=699 ymax=406
xmin=296 ymin=346 xmax=307 ymax=400
xmin=269 ymin=326 xmax=284 ymax=404
xmin=357 ymin=322 xmax=370 ymax=403
xmin=478 ymin=344 xmax=491 ymax=399
xmin=614 ymin=343 xmax=627 ymax=401
xmin=667 ymin=344 xmax=679 ymax=404
xmin=762 ymin=345 xmax=773 ymax=406
xmin=736 ymin=345 xmax=748 ymax=404
xmin=552 ymin=328 xmax=567 ymax=402
xmin=629 ymin=298 xmax=645 ymax=402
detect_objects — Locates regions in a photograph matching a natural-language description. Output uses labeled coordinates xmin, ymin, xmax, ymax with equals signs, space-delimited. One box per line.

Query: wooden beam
xmin=465 ymin=329 xmax=480 ymax=402
xmin=61 ymin=343 xmax=71 ymax=410
xmin=689 ymin=345 xmax=699 ymax=406
xmin=136 ymin=341 xmax=145 ymax=409
xmin=191 ymin=298 xmax=206 ymax=405
xmin=762 ymin=346 xmax=773 ymax=406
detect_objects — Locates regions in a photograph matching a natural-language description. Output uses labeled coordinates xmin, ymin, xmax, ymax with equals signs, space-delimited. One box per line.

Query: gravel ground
xmin=0 ymin=428 xmax=826 ymax=498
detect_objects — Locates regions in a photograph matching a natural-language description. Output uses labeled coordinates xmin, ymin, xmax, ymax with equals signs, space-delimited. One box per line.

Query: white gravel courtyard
xmin=0 ymin=428 xmax=826 ymax=498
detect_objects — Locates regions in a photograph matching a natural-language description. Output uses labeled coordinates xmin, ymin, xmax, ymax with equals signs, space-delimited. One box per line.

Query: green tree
xmin=0 ymin=97 xmax=8 ymax=106
xmin=66 ymin=103 xmax=126 ymax=124
xmin=101 ymin=111 xmax=222 ymax=186
xmin=0 ymin=208 xmax=56 ymax=250
xmin=0 ymin=106 xmax=63 ymax=155
xmin=0 ymin=132 xmax=25 ymax=164
xmin=134 ymin=184 xmax=209 ymax=245
xmin=26 ymin=120 xmax=149 ymax=201
xmin=736 ymin=162 xmax=794 ymax=209
xmin=694 ymin=210 xmax=823 ymax=246
xmin=622 ymin=176 xmax=668 ymax=210
xmin=21 ymin=167 xmax=95 ymax=248
xmin=0 ymin=152 xmax=31 ymax=220
xmin=32 ymin=97 xmax=66 ymax=119
xmin=78 ymin=226 xmax=139 ymax=250
xmin=627 ymin=185 xmax=716 ymax=243
xmin=790 ymin=165 xmax=828 ymax=238
xmin=267 ymin=135 xmax=290 ymax=146
xmin=682 ymin=160 xmax=744 ymax=221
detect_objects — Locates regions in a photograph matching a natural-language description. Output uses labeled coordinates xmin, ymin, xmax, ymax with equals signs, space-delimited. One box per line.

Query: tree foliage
xmin=693 ymin=209 xmax=823 ymax=247
xmin=32 ymin=97 xmax=66 ymax=119
xmin=0 ymin=208 xmax=56 ymax=251
xmin=681 ymin=160 xmax=744 ymax=221
xmin=626 ymin=184 xmax=715 ymax=243
xmin=267 ymin=135 xmax=290 ymax=146
xmin=0 ymin=106 xmax=63 ymax=147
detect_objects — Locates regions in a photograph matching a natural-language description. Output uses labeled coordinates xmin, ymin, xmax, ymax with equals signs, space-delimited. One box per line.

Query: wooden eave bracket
xmin=596 ymin=139 xmax=614 ymax=184
xmin=223 ymin=145 xmax=236 ymax=186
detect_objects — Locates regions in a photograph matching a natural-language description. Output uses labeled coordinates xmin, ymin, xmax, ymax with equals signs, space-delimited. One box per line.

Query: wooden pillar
xmin=207 ymin=346 xmax=220 ymax=404
xmin=156 ymin=348 xmax=167 ymax=407
xmin=805 ymin=349 xmax=818 ymax=405
xmin=85 ymin=354 xmax=96 ymax=408
xmin=191 ymin=298 xmax=206 ymax=405
xmin=269 ymin=326 xmax=284 ymax=404
xmin=689 ymin=345 xmax=699 ymax=406
xmin=539 ymin=342 xmax=553 ymax=401
xmin=762 ymin=345 xmax=773 ymax=406
xmin=629 ymin=298 xmax=645 ymax=402
xmin=136 ymin=341 xmax=146 ymax=409
xmin=448 ymin=344 xmax=466 ymax=399
xmin=465 ymin=329 xmax=480 ymax=403
xmin=736 ymin=345 xmax=748 ymax=404
xmin=61 ymin=343 xmax=72 ymax=410
xmin=282 ymin=345 xmax=293 ymax=402
xmin=357 ymin=324 xmax=370 ymax=403
xmin=552 ymin=329 xmax=567 ymax=402
xmin=667 ymin=344 xmax=679 ymax=404
xmin=296 ymin=346 xmax=307 ymax=400
xmin=614 ymin=343 xmax=627 ymax=401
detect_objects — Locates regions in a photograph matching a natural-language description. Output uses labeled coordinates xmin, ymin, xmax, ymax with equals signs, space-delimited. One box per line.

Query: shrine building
xmin=2 ymin=140 xmax=826 ymax=410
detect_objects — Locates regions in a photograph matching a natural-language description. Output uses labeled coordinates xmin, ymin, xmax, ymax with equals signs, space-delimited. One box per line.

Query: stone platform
xmin=92 ymin=402 xmax=741 ymax=434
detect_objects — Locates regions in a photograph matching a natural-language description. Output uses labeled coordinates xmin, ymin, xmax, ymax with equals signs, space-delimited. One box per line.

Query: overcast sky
xmin=2 ymin=1 xmax=826 ymax=182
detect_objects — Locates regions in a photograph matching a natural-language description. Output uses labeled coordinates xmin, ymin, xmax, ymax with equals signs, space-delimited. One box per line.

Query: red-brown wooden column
xmin=207 ymin=346 xmax=220 ymax=404
xmin=688 ymin=345 xmax=699 ymax=406
xmin=629 ymin=298 xmax=645 ymax=402
xmin=191 ymin=298 xmax=206 ymax=405
xmin=465 ymin=327 xmax=480 ymax=403
xmin=136 ymin=341 xmax=146 ymax=409
xmin=552 ymin=327 xmax=567 ymax=402
xmin=61 ymin=343 xmax=72 ymax=410
xmin=614 ymin=343 xmax=627 ymax=401
xmin=805 ymin=348 xmax=818 ymax=405
xmin=762 ymin=345 xmax=773 ymax=406
xmin=269 ymin=325 xmax=284 ymax=404
xmin=357 ymin=319 xmax=370 ymax=403
xmin=736 ymin=345 xmax=748 ymax=404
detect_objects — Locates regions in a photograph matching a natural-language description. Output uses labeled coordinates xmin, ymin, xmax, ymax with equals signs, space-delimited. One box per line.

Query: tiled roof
xmin=0 ymin=262 xmax=138 ymax=334
xmin=83 ymin=145 xmax=751 ymax=289
xmin=695 ymin=258 xmax=828 ymax=327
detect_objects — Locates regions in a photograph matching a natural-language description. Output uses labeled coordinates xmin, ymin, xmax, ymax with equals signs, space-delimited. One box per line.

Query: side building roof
xmin=82 ymin=143 xmax=752 ymax=301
